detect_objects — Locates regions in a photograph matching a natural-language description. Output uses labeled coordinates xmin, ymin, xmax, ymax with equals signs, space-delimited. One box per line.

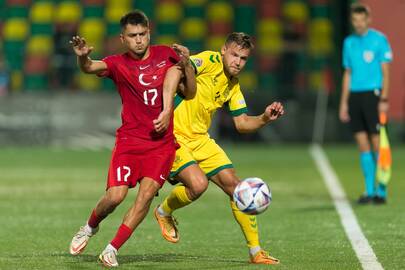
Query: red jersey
xmin=100 ymin=45 xmax=180 ymax=150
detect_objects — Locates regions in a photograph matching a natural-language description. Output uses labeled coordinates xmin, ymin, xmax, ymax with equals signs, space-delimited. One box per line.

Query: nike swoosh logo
xmin=140 ymin=65 xmax=150 ymax=70
xmin=160 ymin=175 xmax=166 ymax=180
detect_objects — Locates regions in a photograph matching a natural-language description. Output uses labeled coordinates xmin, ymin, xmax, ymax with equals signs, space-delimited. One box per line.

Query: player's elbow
xmin=182 ymin=85 xmax=197 ymax=100
xmin=234 ymin=122 xmax=250 ymax=134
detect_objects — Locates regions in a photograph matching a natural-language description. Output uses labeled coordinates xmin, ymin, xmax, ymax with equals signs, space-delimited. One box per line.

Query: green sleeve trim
xmin=170 ymin=161 xmax=197 ymax=178
xmin=206 ymin=164 xmax=234 ymax=178
xmin=174 ymin=94 xmax=184 ymax=109
xmin=209 ymin=53 xmax=221 ymax=64
xmin=229 ymin=107 xmax=248 ymax=116
xmin=189 ymin=59 xmax=198 ymax=74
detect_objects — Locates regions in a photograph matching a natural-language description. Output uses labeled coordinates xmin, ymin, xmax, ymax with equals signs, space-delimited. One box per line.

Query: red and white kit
xmin=99 ymin=45 xmax=180 ymax=188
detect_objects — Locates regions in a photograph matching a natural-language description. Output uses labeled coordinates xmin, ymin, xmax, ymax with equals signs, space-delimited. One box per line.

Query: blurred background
xmin=0 ymin=0 xmax=403 ymax=147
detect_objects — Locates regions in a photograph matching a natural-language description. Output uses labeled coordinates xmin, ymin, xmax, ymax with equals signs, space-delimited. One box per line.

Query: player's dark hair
xmin=120 ymin=10 xmax=149 ymax=29
xmin=225 ymin=32 xmax=254 ymax=50
xmin=350 ymin=3 xmax=370 ymax=16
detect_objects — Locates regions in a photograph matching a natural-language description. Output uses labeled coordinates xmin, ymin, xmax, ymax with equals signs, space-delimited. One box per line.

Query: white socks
xmin=106 ymin=244 xmax=117 ymax=253
xmin=249 ymin=246 xmax=261 ymax=256
xmin=84 ymin=224 xmax=97 ymax=235
xmin=157 ymin=205 xmax=170 ymax=217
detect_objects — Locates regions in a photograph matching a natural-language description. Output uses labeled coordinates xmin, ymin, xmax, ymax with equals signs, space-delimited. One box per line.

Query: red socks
xmin=87 ymin=209 xmax=103 ymax=229
xmin=110 ymin=224 xmax=133 ymax=250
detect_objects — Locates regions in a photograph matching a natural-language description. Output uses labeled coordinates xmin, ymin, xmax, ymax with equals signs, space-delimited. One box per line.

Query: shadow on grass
xmin=49 ymin=252 xmax=248 ymax=269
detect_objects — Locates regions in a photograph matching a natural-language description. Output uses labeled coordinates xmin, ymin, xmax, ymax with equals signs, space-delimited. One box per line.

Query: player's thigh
xmin=107 ymin=145 xmax=142 ymax=190
xmin=142 ymin=148 xmax=176 ymax=187
xmin=195 ymin=137 xmax=234 ymax=178
xmin=210 ymin=168 xmax=240 ymax=197
xmin=348 ymin=93 xmax=367 ymax=133
xmin=170 ymin=142 xmax=197 ymax=179
xmin=362 ymin=91 xmax=380 ymax=135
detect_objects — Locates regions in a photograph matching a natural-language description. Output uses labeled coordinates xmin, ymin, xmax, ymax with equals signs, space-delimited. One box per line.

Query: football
xmin=233 ymin=177 xmax=272 ymax=215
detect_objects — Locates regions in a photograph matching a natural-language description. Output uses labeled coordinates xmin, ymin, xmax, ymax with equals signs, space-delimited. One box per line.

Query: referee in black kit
xmin=339 ymin=3 xmax=392 ymax=204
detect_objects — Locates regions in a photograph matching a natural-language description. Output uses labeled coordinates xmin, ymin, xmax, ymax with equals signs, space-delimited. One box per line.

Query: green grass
xmin=0 ymin=145 xmax=403 ymax=269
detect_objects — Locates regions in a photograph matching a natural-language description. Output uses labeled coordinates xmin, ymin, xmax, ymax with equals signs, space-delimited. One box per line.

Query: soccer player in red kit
xmin=68 ymin=10 xmax=196 ymax=267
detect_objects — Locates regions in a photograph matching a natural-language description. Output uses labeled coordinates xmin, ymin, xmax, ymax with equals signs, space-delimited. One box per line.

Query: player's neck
xmin=223 ymin=68 xmax=234 ymax=80
xmin=128 ymin=47 xmax=150 ymax=61
xmin=355 ymin=28 xmax=369 ymax=36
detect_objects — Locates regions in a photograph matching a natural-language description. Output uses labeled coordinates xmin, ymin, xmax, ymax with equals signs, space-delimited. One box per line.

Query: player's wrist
xmin=379 ymin=97 xmax=388 ymax=102
xmin=261 ymin=113 xmax=270 ymax=123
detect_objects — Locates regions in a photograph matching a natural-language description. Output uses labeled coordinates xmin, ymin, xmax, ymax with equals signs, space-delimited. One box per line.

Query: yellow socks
xmin=160 ymin=185 xmax=193 ymax=215
xmin=230 ymin=200 xmax=260 ymax=249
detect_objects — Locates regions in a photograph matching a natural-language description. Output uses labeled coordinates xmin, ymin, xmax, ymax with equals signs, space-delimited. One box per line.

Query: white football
xmin=233 ymin=177 xmax=272 ymax=215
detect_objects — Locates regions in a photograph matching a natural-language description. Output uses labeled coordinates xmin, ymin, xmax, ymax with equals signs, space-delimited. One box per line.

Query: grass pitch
xmin=0 ymin=144 xmax=403 ymax=269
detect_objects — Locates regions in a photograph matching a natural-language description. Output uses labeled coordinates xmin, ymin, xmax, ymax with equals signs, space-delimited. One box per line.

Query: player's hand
xmin=70 ymin=36 xmax=94 ymax=57
xmin=153 ymin=110 xmax=171 ymax=134
xmin=378 ymin=100 xmax=389 ymax=115
xmin=263 ymin=102 xmax=284 ymax=122
xmin=172 ymin=44 xmax=190 ymax=69
xmin=339 ymin=103 xmax=350 ymax=123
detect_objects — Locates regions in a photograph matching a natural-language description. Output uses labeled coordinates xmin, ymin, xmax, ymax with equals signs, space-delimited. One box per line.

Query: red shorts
xmin=106 ymin=142 xmax=176 ymax=190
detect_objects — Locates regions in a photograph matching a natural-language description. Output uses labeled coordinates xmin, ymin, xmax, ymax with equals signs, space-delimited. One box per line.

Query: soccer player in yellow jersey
xmin=154 ymin=32 xmax=284 ymax=265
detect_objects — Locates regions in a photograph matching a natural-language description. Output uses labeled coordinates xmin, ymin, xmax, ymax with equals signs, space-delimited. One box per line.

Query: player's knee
xmin=106 ymin=192 xmax=126 ymax=207
xmin=189 ymin=176 xmax=208 ymax=198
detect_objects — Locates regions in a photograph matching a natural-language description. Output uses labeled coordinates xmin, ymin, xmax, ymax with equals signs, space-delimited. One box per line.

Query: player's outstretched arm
xmin=232 ymin=102 xmax=284 ymax=134
xmin=172 ymin=44 xmax=196 ymax=100
xmin=69 ymin=36 xmax=107 ymax=74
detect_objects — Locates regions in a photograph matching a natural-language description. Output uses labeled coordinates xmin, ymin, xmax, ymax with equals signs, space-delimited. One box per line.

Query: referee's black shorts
xmin=348 ymin=90 xmax=380 ymax=134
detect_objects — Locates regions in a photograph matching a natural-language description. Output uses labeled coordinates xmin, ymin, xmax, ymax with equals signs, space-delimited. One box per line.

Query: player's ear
xmin=221 ymin=45 xmax=226 ymax=55
xmin=119 ymin=33 xmax=125 ymax=44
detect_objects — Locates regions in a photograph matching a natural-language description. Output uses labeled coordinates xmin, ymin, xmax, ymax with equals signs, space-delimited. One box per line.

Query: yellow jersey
xmin=173 ymin=50 xmax=248 ymax=139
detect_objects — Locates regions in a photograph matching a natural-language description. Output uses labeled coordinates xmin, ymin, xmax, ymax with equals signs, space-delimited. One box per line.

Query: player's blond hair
xmin=225 ymin=32 xmax=254 ymax=50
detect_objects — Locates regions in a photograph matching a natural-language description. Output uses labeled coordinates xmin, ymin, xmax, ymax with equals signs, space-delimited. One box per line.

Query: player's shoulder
xmin=343 ymin=34 xmax=356 ymax=45
xmin=151 ymin=45 xmax=176 ymax=55
xmin=150 ymin=45 xmax=178 ymax=63
xmin=103 ymin=54 xmax=125 ymax=62
xmin=368 ymin=28 xmax=388 ymax=41
xmin=192 ymin=50 xmax=222 ymax=72
xmin=196 ymin=50 xmax=221 ymax=62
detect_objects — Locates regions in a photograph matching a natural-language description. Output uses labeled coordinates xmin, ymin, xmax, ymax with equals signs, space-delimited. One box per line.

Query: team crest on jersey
xmin=363 ymin=50 xmax=374 ymax=63
xmin=223 ymin=87 xmax=230 ymax=99
xmin=192 ymin=58 xmax=203 ymax=67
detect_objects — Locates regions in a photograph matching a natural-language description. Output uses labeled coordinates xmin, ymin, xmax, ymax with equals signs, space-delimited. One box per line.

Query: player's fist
xmin=172 ymin=44 xmax=190 ymax=68
xmin=153 ymin=110 xmax=171 ymax=134
xmin=263 ymin=102 xmax=284 ymax=122
xmin=339 ymin=103 xmax=350 ymax=123
xmin=70 ymin=36 xmax=94 ymax=57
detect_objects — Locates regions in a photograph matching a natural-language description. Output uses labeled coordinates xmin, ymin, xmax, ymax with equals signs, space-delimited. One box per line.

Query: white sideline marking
xmin=310 ymin=144 xmax=383 ymax=270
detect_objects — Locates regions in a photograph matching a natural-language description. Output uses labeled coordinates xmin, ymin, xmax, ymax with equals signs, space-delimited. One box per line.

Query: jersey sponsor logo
xmin=139 ymin=73 xmax=158 ymax=86
xmin=157 ymin=61 xmax=167 ymax=68
xmin=140 ymin=65 xmax=150 ymax=70
xmin=363 ymin=50 xmax=374 ymax=63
